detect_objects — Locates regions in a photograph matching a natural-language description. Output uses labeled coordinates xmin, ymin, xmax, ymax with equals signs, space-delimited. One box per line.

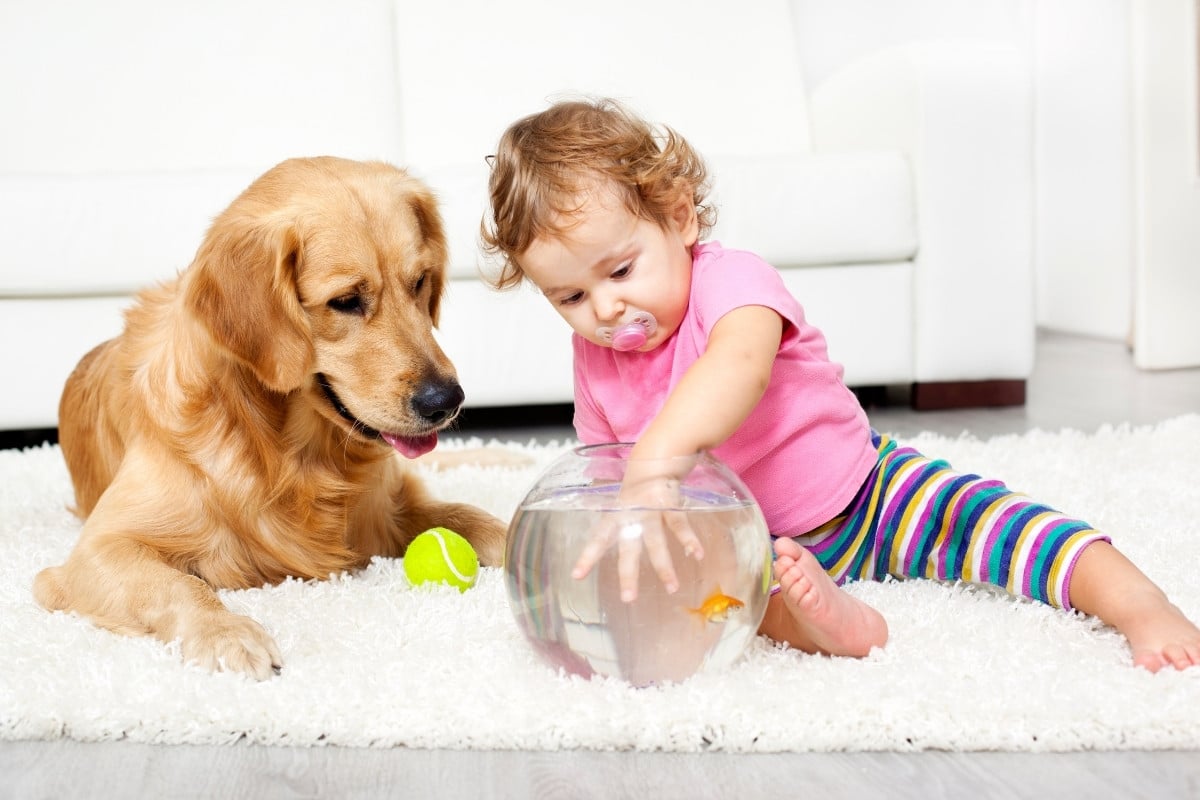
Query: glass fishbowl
xmin=504 ymin=443 xmax=771 ymax=686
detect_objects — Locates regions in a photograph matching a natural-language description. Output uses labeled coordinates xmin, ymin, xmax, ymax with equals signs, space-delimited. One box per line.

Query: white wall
xmin=1032 ymin=0 xmax=1134 ymax=341
xmin=792 ymin=0 xmax=1032 ymax=88
xmin=793 ymin=0 xmax=1136 ymax=342
xmin=1130 ymin=0 xmax=1200 ymax=368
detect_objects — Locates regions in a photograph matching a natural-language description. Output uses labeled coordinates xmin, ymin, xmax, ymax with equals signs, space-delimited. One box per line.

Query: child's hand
xmin=571 ymin=474 xmax=705 ymax=602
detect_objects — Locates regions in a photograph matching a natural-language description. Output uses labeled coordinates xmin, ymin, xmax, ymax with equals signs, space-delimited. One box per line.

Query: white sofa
xmin=0 ymin=0 xmax=1033 ymax=433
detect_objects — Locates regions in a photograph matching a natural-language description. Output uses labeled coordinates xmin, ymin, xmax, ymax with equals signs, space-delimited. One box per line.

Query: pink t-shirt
xmin=572 ymin=241 xmax=878 ymax=535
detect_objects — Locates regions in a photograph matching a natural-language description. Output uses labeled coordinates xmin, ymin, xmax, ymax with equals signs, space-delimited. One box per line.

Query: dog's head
xmin=183 ymin=157 xmax=461 ymax=458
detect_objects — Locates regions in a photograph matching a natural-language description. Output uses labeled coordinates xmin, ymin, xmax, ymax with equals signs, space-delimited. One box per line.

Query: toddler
xmin=481 ymin=97 xmax=1200 ymax=671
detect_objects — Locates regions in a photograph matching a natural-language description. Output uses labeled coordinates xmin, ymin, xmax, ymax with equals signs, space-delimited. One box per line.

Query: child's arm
xmin=631 ymin=304 xmax=783 ymax=462
xmin=572 ymin=305 xmax=783 ymax=600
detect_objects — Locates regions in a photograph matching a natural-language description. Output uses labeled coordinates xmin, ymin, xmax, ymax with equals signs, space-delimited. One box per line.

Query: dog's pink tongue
xmin=382 ymin=431 xmax=438 ymax=459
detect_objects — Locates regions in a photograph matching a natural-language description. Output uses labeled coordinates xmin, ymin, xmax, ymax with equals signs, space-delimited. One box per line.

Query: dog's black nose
xmin=412 ymin=380 xmax=464 ymax=425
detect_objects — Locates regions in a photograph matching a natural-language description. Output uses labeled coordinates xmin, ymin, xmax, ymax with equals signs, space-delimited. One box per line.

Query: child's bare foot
xmin=758 ymin=537 xmax=888 ymax=657
xmin=1069 ymin=540 xmax=1200 ymax=672
xmin=1112 ymin=590 xmax=1200 ymax=672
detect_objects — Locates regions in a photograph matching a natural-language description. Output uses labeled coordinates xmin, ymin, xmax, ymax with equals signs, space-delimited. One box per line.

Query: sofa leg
xmin=910 ymin=379 xmax=1026 ymax=410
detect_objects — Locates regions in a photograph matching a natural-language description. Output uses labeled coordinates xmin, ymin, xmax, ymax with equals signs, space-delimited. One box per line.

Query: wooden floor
xmin=3 ymin=331 xmax=1199 ymax=800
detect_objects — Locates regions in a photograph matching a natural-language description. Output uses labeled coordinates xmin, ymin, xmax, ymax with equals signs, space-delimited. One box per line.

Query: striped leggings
xmin=788 ymin=431 xmax=1109 ymax=610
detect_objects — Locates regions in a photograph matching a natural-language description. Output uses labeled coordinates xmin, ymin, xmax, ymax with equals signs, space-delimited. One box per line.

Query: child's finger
xmin=642 ymin=521 xmax=679 ymax=595
xmin=571 ymin=518 xmax=617 ymax=579
xmin=664 ymin=511 xmax=703 ymax=561
xmin=617 ymin=529 xmax=644 ymax=602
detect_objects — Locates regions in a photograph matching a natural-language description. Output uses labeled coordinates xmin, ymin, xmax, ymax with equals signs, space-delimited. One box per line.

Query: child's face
xmin=520 ymin=188 xmax=698 ymax=352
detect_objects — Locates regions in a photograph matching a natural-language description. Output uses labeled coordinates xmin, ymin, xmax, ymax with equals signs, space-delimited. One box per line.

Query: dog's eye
xmin=413 ymin=273 xmax=427 ymax=294
xmin=328 ymin=294 xmax=364 ymax=315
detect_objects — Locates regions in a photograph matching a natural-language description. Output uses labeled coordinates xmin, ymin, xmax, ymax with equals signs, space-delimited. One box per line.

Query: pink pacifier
xmin=597 ymin=310 xmax=658 ymax=352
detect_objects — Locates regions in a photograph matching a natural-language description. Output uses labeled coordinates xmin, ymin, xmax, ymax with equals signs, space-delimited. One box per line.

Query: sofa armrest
xmin=810 ymin=41 xmax=1035 ymax=383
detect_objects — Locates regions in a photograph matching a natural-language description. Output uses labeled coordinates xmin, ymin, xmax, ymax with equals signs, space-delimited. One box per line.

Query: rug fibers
xmin=1 ymin=417 xmax=1198 ymax=752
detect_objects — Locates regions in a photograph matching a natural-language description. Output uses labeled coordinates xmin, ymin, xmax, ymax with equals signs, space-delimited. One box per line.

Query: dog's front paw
xmin=181 ymin=613 xmax=283 ymax=680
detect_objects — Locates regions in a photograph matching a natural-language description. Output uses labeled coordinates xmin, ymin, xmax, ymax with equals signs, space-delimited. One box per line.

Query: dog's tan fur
xmin=34 ymin=157 xmax=508 ymax=679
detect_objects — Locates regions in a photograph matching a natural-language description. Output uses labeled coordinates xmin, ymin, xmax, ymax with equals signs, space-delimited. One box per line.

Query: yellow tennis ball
xmin=403 ymin=527 xmax=479 ymax=591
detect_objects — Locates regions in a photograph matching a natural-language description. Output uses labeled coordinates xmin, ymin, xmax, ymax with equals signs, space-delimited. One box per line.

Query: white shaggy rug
xmin=2 ymin=418 xmax=1199 ymax=753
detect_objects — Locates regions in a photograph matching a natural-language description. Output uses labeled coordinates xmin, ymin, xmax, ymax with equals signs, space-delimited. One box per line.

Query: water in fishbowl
xmin=505 ymin=476 xmax=771 ymax=687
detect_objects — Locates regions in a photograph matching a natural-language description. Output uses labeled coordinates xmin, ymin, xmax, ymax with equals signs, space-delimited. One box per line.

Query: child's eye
xmin=560 ymin=291 xmax=583 ymax=306
xmin=611 ymin=262 xmax=632 ymax=279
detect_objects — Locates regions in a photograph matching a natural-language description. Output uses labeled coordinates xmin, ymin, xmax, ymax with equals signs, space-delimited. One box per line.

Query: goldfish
xmin=688 ymin=588 xmax=744 ymax=623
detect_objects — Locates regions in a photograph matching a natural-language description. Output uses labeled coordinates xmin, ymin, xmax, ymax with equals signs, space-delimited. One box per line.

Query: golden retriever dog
xmin=34 ymin=157 xmax=508 ymax=680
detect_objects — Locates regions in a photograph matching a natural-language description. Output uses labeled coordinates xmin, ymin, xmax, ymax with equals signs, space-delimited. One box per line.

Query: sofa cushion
xmin=0 ymin=171 xmax=258 ymax=295
xmin=1 ymin=0 xmax=409 ymax=297
xmin=392 ymin=0 xmax=813 ymax=171
xmin=2 ymin=150 xmax=915 ymax=295
xmin=0 ymin=0 xmax=401 ymax=173
xmin=425 ymin=151 xmax=916 ymax=282
xmin=707 ymin=152 xmax=917 ymax=268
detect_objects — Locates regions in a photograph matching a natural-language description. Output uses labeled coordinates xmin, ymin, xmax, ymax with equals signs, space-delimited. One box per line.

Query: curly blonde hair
xmin=480 ymin=97 xmax=716 ymax=290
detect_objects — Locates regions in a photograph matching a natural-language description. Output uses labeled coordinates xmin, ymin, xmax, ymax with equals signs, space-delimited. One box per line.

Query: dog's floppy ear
xmin=406 ymin=183 xmax=449 ymax=326
xmin=183 ymin=211 xmax=314 ymax=393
